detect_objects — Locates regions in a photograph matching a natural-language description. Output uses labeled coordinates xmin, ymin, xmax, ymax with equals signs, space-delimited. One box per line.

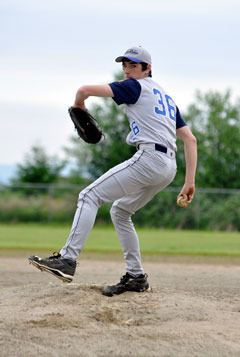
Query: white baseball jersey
xmin=109 ymin=77 xmax=186 ymax=151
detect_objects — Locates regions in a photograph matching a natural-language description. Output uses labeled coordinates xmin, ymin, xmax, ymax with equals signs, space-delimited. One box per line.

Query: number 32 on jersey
xmin=153 ymin=88 xmax=176 ymax=121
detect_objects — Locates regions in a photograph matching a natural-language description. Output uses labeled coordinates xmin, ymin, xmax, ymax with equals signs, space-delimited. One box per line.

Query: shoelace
xmin=48 ymin=252 xmax=61 ymax=260
xmin=119 ymin=273 xmax=132 ymax=285
xmin=120 ymin=273 xmax=147 ymax=284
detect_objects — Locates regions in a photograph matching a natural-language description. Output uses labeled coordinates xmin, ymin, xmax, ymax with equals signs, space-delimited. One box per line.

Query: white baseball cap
xmin=115 ymin=46 xmax=152 ymax=64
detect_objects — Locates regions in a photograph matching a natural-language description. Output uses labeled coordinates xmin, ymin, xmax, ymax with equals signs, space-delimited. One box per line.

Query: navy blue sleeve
xmin=109 ymin=78 xmax=141 ymax=105
xmin=176 ymin=107 xmax=186 ymax=129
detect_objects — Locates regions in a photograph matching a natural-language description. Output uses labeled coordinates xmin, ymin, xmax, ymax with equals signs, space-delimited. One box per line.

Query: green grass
xmin=0 ymin=223 xmax=240 ymax=256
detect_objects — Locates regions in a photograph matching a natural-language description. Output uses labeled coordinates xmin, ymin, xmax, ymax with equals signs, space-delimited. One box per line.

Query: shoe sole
xmin=28 ymin=258 xmax=73 ymax=283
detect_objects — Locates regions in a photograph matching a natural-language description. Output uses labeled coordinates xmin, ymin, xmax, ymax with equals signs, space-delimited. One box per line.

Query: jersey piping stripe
xmin=62 ymin=150 xmax=145 ymax=257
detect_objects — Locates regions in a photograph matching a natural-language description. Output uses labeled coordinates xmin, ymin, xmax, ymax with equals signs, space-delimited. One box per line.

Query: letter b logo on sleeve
xmin=131 ymin=121 xmax=140 ymax=135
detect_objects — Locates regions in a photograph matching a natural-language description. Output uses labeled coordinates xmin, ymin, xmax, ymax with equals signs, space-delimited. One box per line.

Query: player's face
xmin=122 ymin=61 xmax=149 ymax=80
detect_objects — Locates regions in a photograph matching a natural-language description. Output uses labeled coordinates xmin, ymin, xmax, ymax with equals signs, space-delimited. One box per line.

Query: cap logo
xmin=126 ymin=49 xmax=139 ymax=55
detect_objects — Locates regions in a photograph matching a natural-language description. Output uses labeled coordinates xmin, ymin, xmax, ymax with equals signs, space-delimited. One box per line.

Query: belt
xmin=137 ymin=143 xmax=175 ymax=159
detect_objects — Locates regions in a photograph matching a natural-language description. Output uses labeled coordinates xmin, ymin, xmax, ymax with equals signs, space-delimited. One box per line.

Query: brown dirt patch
xmin=0 ymin=254 xmax=240 ymax=356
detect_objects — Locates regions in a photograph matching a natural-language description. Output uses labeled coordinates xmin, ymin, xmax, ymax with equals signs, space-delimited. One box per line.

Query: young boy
xmin=29 ymin=46 xmax=197 ymax=297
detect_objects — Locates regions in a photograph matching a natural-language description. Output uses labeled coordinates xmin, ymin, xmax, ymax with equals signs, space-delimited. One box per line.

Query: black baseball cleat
xmin=28 ymin=252 xmax=76 ymax=283
xmin=102 ymin=272 xmax=150 ymax=297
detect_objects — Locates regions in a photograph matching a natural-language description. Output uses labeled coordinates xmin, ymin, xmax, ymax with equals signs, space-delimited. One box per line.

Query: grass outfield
xmin=0 ymin=223 xmax=240 ymax=256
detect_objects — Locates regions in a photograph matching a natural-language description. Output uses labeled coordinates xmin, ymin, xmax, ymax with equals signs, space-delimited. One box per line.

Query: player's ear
xmin=146 ymin=64 xmax=152 ymax=76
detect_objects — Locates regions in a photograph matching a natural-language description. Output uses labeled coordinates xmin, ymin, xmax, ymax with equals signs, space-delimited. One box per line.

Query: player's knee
xmin=77 ymin=187 xmax=101 ymax=208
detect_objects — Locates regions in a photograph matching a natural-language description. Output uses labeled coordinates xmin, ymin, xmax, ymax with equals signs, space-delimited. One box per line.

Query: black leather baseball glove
xmin=68 ymin=106 xmax=103 ymax=144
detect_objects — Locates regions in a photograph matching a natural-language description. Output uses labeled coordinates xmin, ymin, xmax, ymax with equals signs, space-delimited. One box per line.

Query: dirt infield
xmin=0 ymin=254 xmax=240 ymax=357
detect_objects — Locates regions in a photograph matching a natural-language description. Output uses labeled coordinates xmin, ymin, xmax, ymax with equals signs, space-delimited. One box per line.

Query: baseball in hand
xmin=177 ymin=195 xmax=189 ymax=208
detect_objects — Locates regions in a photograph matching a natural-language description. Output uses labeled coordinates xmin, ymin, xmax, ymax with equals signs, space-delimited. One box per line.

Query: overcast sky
xmin=0 ymin=0 xmax=240 ymax=168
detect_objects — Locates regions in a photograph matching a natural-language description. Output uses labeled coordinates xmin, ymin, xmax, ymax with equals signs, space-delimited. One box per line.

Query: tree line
xmin=12 ymin=88 xmax=240 ymax=190
xmin=3 ymin=84 xmax=240 ymax=230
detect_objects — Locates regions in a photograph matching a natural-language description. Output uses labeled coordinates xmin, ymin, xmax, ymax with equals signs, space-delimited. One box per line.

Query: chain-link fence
xmin=0 ymin=184 xmax=239 ymax=230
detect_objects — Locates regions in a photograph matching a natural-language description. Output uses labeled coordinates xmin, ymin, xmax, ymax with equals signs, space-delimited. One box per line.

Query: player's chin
xmin=125 ymin=75 xmax=135 ymax=80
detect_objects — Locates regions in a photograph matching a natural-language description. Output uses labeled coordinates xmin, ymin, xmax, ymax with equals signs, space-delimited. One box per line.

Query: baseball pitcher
xmin=29 ymin=46 xmax=197 ymax=296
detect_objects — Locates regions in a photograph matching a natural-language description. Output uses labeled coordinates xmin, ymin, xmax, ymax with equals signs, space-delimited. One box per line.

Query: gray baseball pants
xmin=60 ymin=146 xmax=176 ymax=276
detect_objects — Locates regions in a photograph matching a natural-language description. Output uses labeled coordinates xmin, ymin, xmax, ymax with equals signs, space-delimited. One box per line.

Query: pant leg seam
xmin=62 ymin=150 xmax=145 ymax=256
